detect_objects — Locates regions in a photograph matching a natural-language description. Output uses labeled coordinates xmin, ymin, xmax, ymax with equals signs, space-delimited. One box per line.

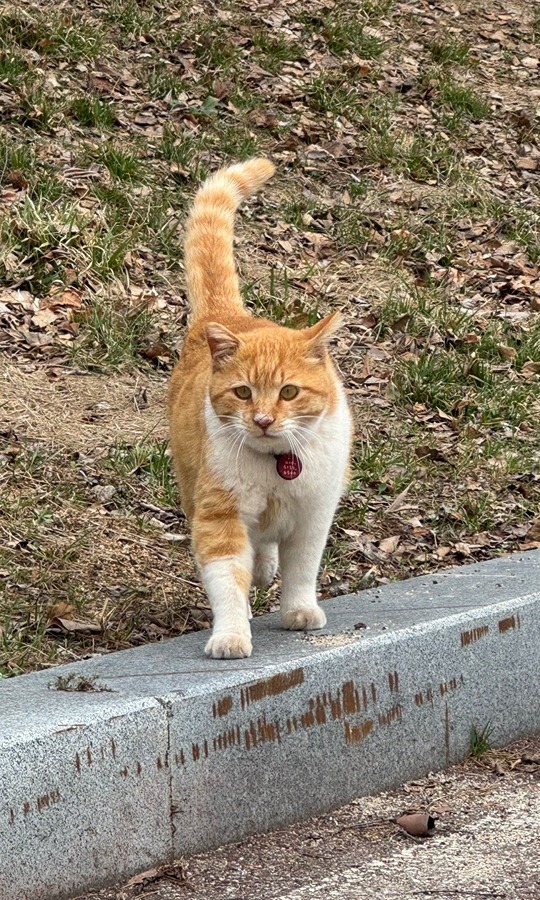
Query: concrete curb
xmin=2 ymin=551 xmax=540 ymax=900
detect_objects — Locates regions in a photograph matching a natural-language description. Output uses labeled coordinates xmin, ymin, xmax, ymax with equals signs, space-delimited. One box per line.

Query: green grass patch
xmin=306 ymin=74 xmax=362 ymax=121
xmin=429 ymin=39 xmax=470 ymax=65
xmin=251 ymin=28 xmax=303 ymax=71
xmin=393 ymin=349 xmax=538 ymax=430
xmin=243 ymin=268 xmax=319 ymax=326
xmin=322 ymin=12 xmax=385 ymax=58
xmin=210 ymin=122 xmax=261 ymax=161
xmin=102 ymin=0 xmax=164 ymax=38
xmin=70 ymin=96 xmax=116 ymax=129
xmin=300 ymin=4 xmax=391 ymax=58
xmin=193 ymin=21 xmax=242 ymax=73
xmin=469 ymin=722 xmax=493 ymax=757
xmin=95 ymin=143 xmax=144 ymax=182
xmin=147 ymin=67 xmax=188 ymax=101
xmin=107 ymin=440 xmax=176 ymax=506
xmin=0 ymin=141 xmax=36 ymax=178
xmin=352 ymin=438 xmax=414 ymax=495
xmin=0 ymin=49 xmax=32 ymax=87
xmin=365 ymin=131 xmax=461 ymax=182
xmin=0 ymin=8 xmax=105 ymax=61
xmin=435 ymin=77 xmax=490 ymax=124
xmin=70 ymin=299 xmax=154 ymax=371
xmin=0 ymin=196 xmax=86 ymax=294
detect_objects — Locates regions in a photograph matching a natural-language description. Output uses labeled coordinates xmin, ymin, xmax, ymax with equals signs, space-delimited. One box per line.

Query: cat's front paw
xmin=205 ymin=631 xmax=252 ymax=659
xmin=282 ymin=606 xmax=327 ymax=631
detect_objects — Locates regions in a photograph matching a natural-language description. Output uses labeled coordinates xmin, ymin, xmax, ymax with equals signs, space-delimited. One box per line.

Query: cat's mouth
xmin=246 ymin=429 xmax=288 ymax=454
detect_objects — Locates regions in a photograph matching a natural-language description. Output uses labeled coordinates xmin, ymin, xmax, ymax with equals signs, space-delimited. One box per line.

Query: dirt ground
xmin=77 ymin=734 xmax=540 ymax=900
xmin=1 ymin=0 xmax=540 ymax=674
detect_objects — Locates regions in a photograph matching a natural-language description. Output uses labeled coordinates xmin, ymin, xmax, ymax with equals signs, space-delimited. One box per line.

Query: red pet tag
xmin=275 ymin=452 xmax=302 ymax=480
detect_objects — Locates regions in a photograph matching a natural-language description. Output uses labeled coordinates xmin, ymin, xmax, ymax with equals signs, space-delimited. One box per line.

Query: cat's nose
xmin=253 ymin=412 xmax=275 ymax=431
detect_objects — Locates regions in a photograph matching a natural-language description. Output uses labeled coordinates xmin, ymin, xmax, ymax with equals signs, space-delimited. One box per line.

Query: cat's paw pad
xmin=282 ymin=606 xmax=327 ymax=631
xmin=205 ymin=632 xmax=252 ymax=659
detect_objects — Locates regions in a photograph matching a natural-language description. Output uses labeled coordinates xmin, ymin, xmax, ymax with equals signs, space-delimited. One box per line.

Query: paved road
xmin=79 ymin=736 xmax=540 ymax=900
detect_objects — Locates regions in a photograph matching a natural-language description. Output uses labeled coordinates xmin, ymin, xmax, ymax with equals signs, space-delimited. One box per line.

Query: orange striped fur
xmin=168 ymin=159 xmax=352 ymax=659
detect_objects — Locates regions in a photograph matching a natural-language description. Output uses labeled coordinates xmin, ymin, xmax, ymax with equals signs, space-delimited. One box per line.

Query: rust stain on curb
xmin=212 ymin=696 xmax=233 ymax=718
xmin=461 ymin=625 xmax=489 ymax=647
xmin=499 ymin=614 xmax=520 ymax=634
xmin=344 ymin=719 xmax=373 ymax=744
xmin=240 ymin=668 xmax=304 ymax=709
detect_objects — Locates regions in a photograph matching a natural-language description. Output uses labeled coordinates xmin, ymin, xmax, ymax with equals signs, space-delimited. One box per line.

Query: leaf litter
xmin=0 ymin=0 xmax=540 ymax=674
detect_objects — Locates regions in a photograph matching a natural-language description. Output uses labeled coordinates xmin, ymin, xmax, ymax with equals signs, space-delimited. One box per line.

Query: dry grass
xmin=1 ymin=0 xmax=540 ymax=675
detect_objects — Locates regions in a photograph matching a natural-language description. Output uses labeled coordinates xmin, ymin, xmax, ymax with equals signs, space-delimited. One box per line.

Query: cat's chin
xmin=245 ymin=433 xmax=288 ymax=454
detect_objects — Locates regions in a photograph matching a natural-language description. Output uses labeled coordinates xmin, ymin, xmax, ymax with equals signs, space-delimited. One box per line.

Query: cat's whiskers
xmin=283 ymin=422 xmax=321 ymax=465
xmin=286 ymin=429 xmax=317 ymax=471
xmin=292 ymin=423 xmax=325 ymax=448
xmin=220 ymin=425 xmax=246 ymax=465
xmin=234 ymin=431 xmax=248 ymax=474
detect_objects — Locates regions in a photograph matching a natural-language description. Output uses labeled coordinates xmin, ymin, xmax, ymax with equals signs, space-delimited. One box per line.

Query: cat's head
xmin=205 ymin=313 xmax=342 ymax=454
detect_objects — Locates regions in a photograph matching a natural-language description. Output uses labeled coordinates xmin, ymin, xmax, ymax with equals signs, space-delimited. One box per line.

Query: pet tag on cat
xmin=276 ymin=452 xmax=302 ymax=480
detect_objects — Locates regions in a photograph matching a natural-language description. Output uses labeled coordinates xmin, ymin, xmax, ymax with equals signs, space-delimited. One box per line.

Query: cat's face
xmin=206 ymin=314 xmax=341 ymax=454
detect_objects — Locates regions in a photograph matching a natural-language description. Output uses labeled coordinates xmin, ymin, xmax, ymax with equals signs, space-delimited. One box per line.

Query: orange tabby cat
xmin=168 ymin=158 xmax=352 ymax=659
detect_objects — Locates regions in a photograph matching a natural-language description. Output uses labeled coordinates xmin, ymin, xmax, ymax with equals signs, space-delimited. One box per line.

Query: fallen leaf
xmin=395 ymin=813 xmax=436 ymax=837
xmin=46 ymin=603 xmax=102 ymax=635
xmin=47 ymin=602 xmax=76 ymax=621
xmin=525 ymin=521 xmax=540 ymax=542
xmin=516 ymin=157 xmax=538 ymax=171
xmin=497 ymin=344 xmax=516 ymax=360
xmin=31 ymin=309 xmax=59 ymax=329
xmin=47 ymin=289 xmax=83 ymax=310
xmin=522 ymin=360 xmax=540 ymax=375
xmin=92 ymin=484 xmax=116 ymax=503
xmin=379 ymin=535 xmax=400 ymax=554
xmin=125 ymin=868 xmax=160 ymax=887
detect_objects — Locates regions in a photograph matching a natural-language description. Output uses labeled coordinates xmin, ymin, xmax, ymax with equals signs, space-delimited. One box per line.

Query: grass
xmin=300 ymin=4 xmax=390 ymax=57
xmin=148 ymin=68 xmax=188 ymax=101
xmin=251 ymin=29 xmax=304 ymax=71
xmin=0 ymin=197 xmax=86 ymax=294
xmin=429 ymin=40 xmax=470 ymax=65
xmin=322 ymin=13 xmax=385 ymax=58
xmin=435 ymin=77 xmax=490 ymax=125
xmin=365 ymin=132 xmax=461 ymax=182
xmin=95 ymin=144 xmax=144 ymax=182
xmin=1 ymin=0 xmax=539 ymax=675
xmin=102 ymin=0 xmax=164 ymax=39
xmin=243 ymin=268 xmax=320 ymax=326
xmin=107 ymin=440 xmax=176 ymax=506
xmin=70 ymin=299 xmax=155 ymax=370
xmin=307 ymin=75 xmax=363 ymax=121
xmin=70 ymin=96 xmax=116 ymax=129
xmin=469 ymin=722 xmax=493 ymax=757
xmin=0 ymin=49 xmax=31 ymax=86
xmin=0 ymin=8 xmax=105 ymax=61
xmin=159 ymin=126 xmax=209 ymax=181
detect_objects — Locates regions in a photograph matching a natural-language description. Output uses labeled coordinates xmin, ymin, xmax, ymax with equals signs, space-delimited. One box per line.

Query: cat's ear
xmin=304 ymin=312 xmax=342 ymax=360
xmin=205 ymin=322 xmax=240 ymax=367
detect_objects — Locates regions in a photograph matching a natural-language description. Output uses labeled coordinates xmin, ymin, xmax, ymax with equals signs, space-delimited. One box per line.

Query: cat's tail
xmin=184 ymin=157 xmax=275 ymax=321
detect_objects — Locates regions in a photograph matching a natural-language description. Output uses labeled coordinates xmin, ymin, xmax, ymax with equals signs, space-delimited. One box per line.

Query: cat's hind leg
xmin=252 ymin=543 xmax=278 ymax=588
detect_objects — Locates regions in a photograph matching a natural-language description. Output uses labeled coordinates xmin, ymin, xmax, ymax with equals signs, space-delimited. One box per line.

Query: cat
xmin=168 ymin=158 xmax=352 ymax=659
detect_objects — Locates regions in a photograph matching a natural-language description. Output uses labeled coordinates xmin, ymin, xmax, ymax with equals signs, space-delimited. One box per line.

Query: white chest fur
xmin=205 ymin=392 xmax=351 ymax=544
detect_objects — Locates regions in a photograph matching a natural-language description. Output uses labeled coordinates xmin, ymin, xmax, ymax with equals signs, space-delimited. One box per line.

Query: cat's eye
xmin=280 ymin=384 xmax=299 ymax=400
xmin=234 ymin=385 xmax=252 ymax=399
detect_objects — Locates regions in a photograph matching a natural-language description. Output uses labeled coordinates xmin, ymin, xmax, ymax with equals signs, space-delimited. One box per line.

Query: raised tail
xmin=184 ymin=157 xmax=275 ymax=321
